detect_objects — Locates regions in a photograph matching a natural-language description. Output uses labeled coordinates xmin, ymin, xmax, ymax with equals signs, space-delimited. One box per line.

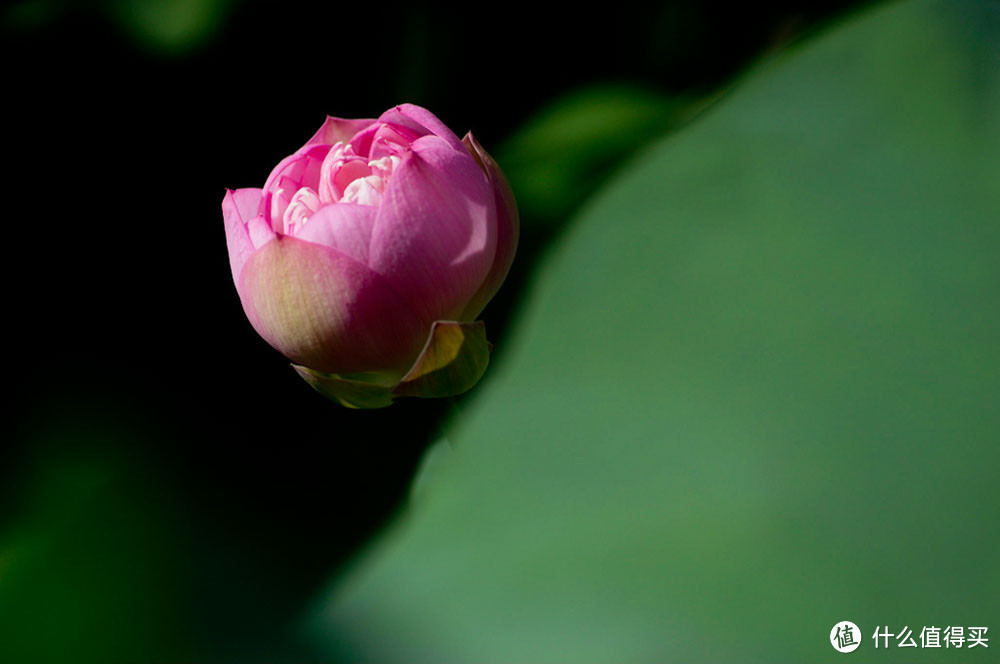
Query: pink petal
xmin=341 ymin=176 xmax=384 ymax=206
xmin=282 ymin=187 xmax=321 ymax=235
xmin=458 ymin=132 xmax=520 ymax=319
xmin=297 ymin=116 xmax=376 ymax=154
xmin=318 ymin=145 xmax=371 ymax=204
xmin=232 ymin=187 xmax=262 ymax=224
xmin=267 ymin=178 xmax=295 ymax=228
xmin=262 ymin=144 xmax=331 ymax=194
xmin=347 ymin=123 xmax=379 ymax=158
xmin=222 ymin=188 xmax=260 ymax=287
xmin=368 ymin=135 xmax=497 ymax=322
xmin=247 ymin=215 xmax=275 ymax=250
xmin=377 ymin=104 xmax=466 ymax=152
xmin=238 ymin=235 xmax=430 ymax=375
xmin=294 ymin=203 xmax=377 ymax=265
xmin=368 ymin=123 xmax=420 ymax=160
xmin=261 ymin=145 xmax=331 ymax=225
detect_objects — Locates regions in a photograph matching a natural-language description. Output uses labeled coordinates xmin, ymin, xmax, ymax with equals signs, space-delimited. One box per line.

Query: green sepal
xmin=392 ymin=321 xmax=490 ymax=399
xmin=291 ymin=365 xmax=395 ymax=409
xmin=292 ymin=321 xmax=491 ymax=408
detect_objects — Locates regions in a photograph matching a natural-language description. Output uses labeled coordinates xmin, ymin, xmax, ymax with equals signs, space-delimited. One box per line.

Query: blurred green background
xmin=3 ymin=0 xmax=998 ymax=661
xmin=306 ymin=2 xmax=1000 ymax=660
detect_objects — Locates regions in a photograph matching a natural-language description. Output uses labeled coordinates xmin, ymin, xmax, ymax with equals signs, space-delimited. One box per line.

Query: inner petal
xmin=342 ymin=176 xmax=385 ymax=206
xmin=318 ymin=142 xmax=372 ymax=204
xmin=282 ymin=187 xmax=321 ymax=235
xmin=369 ymin=123 xmax=419 ymax=160
xmin=369 ymin=155 xmax=401 ymax=180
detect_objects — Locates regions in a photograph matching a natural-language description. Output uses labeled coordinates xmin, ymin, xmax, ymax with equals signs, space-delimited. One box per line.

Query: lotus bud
xmin=222 ymin=105 xmax=518 ymax=408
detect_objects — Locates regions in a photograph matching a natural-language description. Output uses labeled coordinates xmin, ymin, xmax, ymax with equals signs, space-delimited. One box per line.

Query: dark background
xmin=3 ymin=0 xmax=863 ymax=660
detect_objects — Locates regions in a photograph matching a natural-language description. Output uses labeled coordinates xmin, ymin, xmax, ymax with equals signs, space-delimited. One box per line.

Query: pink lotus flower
xmin=223 ymin=104 xmax=518 ymax=408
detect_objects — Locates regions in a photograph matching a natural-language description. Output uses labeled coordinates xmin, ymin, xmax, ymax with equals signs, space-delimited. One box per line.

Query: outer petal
xmin=377 ymin=104 xmax=466 ymax=152
xmin=368 ymin=135 xmax=497 ymax=322
xmin=231 ymin=187 xmax=263 ymax=223
xmin=238 ymin=235 xmax=429 ymax=375
xmin=222 ymin=188 xmax=263 ymax=287
xmin=296 ymin=116 xmax=376 ymax=154
xmin=294 ymin=203 xmax=377 ymax=265
xmin=458 ymin=132 xmax=520 ymax=319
